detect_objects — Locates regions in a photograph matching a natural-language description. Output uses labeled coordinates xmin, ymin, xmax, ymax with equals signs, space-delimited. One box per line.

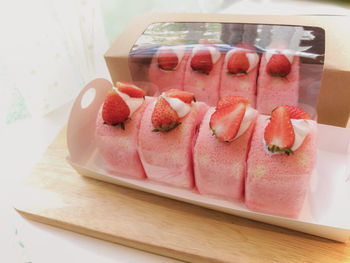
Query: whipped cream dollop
xmin=192 ymin=44 xmax=221 ymax=64
xmin=157 ymin=45 xmax=185 ymax=67
xmin=160 ymin=93 xmax=191 ymax=118
xmin=290 ymin=119 xmax=312 ymax=151
xmin=114 ymin=89 xmax=143 ymax=117
xmin=265 ymin=49 xmax=294 ymax=64
xmin=224 ymin=48 xmax=259 ymax=73
xmin=233 ymin=106 xmax=257 ymax=140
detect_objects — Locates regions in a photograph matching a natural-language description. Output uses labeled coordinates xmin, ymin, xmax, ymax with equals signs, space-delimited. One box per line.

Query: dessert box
xmin=105 ymin=13 xmax=350 ymax=128
xmin=67 ymin=14 xmax=350 ymax=242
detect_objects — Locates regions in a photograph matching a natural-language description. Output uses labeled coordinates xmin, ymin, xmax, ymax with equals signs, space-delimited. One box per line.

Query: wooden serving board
xmin=14 ymin=127 xmax=350 ymax=263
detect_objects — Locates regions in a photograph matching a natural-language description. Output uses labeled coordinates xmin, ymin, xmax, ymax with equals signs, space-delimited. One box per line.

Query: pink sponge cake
xmin=256 ymin=50 xmax=300 ymax=114
xmin=220 ymin=43 xmax=260 ymax=107
xmin=148 ymin=45 xmax=190 ymax=94
xmin=183 ymin=44 xmax=225 ymax=106
xmin=95 ymin=82 xmax=151 ymax=179
xmin=245 ymin=105 xmax=317 ymax=218
xmin=138 ymin=89 xmax=208 ymax=189
xmin=194 ymin=96 xmax=258 ymax=201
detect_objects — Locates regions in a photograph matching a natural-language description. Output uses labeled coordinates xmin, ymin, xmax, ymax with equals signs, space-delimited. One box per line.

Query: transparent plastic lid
xmin=129 ymin=22 xmax=325 ymax=117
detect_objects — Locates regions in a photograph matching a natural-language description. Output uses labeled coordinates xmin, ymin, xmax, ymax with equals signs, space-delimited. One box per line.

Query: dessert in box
xmin=256 ymin=44 xmax=300 ymax=114
xmin=148 ymin=45 xmax=190 ymax=94
xmin=183 ymin=44 xmax=226 ymax=106
xmin=246 ymin=106 xmax=317 ymax=218
xmin=95 ymin=82 xmax=151 ymax=179
xmin=138 ymin=90 xmax=208 ymax=189
xmin=219 ymin=43 xmax=260 ymax=107
xmin=66 ymin=14 xmax=350 ymax=242
xmin=194 ymin=96 xmax=258 ymax=200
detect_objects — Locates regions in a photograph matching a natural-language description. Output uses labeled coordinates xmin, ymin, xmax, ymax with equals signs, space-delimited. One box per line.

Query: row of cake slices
xmin=95 ymin=82 xmax=316 ymax=219
xmin=148 ymin=43 xmax=299 ymax=114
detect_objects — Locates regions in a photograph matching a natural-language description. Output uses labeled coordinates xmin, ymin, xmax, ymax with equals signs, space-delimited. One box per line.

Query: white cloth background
xmin=0 ymin=0 xmax=109 ymax=125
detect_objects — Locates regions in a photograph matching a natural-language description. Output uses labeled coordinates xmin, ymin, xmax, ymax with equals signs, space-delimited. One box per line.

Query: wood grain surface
xmin=14 ymin=127 xmax=350 ymax=263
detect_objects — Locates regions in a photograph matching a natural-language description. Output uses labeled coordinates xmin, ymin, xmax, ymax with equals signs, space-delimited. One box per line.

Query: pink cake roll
xmin=138 ymin=100 xmax=209 ymax=189
xmin=148 ymin=46 xmax=190 ymax=94
xmin=183 ymin=45 xmax=225 ymax=106
xmin=193 ymin=106 xmax=258 ymax=201
xmin=95 ymin=96 xmax=152 ymax=179
xmin=256 ymin=53 xmax=300 ymax=114
xmin=220 ymin=48 xmax=260 ymax=107
xmin=245 ymin=115 xmax=317 ymax=218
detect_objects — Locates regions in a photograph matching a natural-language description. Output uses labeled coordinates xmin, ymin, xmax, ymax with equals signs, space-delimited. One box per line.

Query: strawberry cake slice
xmin=245 ymin=105 xmax=317 ymax=218
xmin=138 ymin=89 xmax=208 ymax=189
xmin=95 ymin=82 xmax=152 ymax=179
xmin=183 ymin=44 xmax=225 ymax=106
xmin=256 ymin=50 xmax=300 ymax=114
xmin=220 ymin=43 xmax=260 ymax=107
xmin=193 ymin=96 xmax=258 ymax=201
xmin=148 ymin=45 xmax=190 ymax=94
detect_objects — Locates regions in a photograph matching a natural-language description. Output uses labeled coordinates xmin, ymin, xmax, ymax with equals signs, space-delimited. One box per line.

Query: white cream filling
xmin=114 ymin=89 xmax=143 ymax=117
xmin=265 ymin=49 xmax=294 ymax=64
xmin=192 ymin=44 xmax=220 ymax=64
xmin=160 ymin=93 xmax=191 ymax=118
xmin=157 ymin=45 xmax=185 ymax=65
xmin=224 ymin=48 xmax=259 ymax=73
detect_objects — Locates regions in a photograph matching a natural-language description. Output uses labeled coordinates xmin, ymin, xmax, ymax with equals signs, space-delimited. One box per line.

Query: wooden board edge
xmin=13 ymin=207 xmax=221 ymax=263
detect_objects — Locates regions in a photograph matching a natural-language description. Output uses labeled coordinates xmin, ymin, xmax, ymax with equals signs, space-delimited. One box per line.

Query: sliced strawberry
xmin=266 ymin=53 xmax=291 ymax=77
xmin=281 ymin=105 xmax=311 ymax=120
xmin=190 ymin=48 xmax=213 ymax=74
xmin=164 ymin=89 xmax=195 ymax=104
xmin=227 ymin=51 xmax=249 ymax=74
xmin=151 ymin=97 xmax=180 ymax=132
xmin=216 ymin=96 xmax=250 ymax=110
xmin=116 ymin=81 xmax=146 ymax=98
xmin=102 ymin=90 xmax=130 ymax=129
xmin=157 ymin=49 xmax=179 ymax=71
xmin=264 ymin=106 xmax=295 ymax=155
xmin=209 ymin=102 xmax=246 ymax=142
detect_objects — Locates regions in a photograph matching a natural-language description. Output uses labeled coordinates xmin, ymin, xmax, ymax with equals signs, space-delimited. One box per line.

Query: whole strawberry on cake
xmin=183 ymin=44 xmax=225 ymax=106
xmin=138 ymin=89 xmax=208 ymax=189
xmin=256 ymin=45 xmax=300 ymax=114
xmin=220 ymin=43 xmax=260 ymax=107
xmin=95 ymin=81 xmax=151 ymax=179
xmin=245 ymin=105 xmax=316 ymax=218
xmin=148 ymin=45 xmax=190 ymax=94
xmin=193 ymin=96 xmax=258 ymax=201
